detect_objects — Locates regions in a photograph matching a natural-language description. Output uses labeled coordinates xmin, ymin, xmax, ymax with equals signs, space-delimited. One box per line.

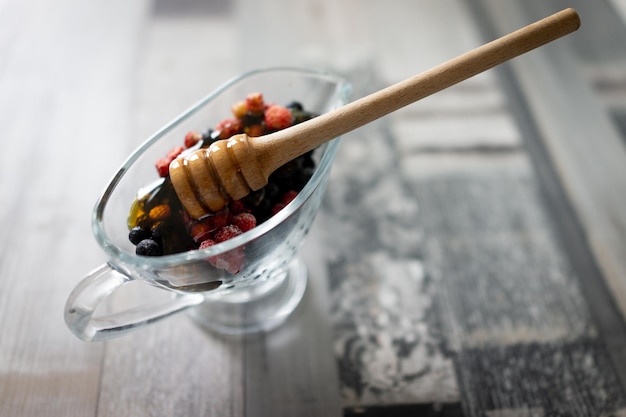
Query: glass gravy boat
xmin=65 ymin=68 xmax=350 ymax=341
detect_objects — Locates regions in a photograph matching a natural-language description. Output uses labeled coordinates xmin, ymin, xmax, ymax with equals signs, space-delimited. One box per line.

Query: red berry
xmin=166 ymin=146 xmax=184 ymax=160
xmin=184 ymin=131 xmax=202 ymax=148
xmin=232 ymin=213 xmax=256 ymax=232
xmin=199 ymin=239 xmax=216 ymax=249
xmin=271 ymin=203 xmax=286 ymax=216
xmin=246 ymin=92 xmax=265 ymax=114
xmin=155 ymin=158 xmax=170 ymax=177
xmin=281 ymin=190 xmax=298 ymax=205
xmin=211 ymin=209 xmax=231 ymax=230
xmin=216 ymin=118 xmax=242 ymax=139
xmin=214 ymin=225 xmax=243 ymax=243
xmin=229 ymin=200 xmax=248 ymax=214
xmin=189 ymin=218 xmax=217 ymax=243
xmin=264 ymin=105 xmax=293 ymax=130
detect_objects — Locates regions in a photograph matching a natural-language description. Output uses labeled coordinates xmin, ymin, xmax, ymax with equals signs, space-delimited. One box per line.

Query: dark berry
xmin=294 ymin=166 xmax=314 ymax=189
xmin=264 ymin=182 xmax=280 ymax=200
xmin=241 ymin=111 xmax=264 ymax=127
xmin=129 ymin=226 xmax=151 ymax=245
xmin=285 ymin=101 xmax=303 ymax=111
xmin=136 ymin=239 xmax=162 ymax=256
xmin=242 ymin=188 xmax=265 ymax=209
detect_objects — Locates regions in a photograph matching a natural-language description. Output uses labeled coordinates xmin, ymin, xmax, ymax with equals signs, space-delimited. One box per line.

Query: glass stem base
xmin=187 ymin=258 xmax=307 ymax=335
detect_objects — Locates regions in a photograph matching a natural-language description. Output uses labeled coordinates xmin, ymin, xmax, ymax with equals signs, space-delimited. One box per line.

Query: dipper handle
xmin=171 ymin=8 xmax=580 ymax=219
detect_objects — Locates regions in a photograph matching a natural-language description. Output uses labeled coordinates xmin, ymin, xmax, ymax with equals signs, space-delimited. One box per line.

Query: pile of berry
xmin=127 ymin=92 xmax=318 ymax=272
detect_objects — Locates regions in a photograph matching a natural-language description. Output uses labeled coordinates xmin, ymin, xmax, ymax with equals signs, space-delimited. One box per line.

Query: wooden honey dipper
xmin=170 ymin=8 xmax=580 ymax=219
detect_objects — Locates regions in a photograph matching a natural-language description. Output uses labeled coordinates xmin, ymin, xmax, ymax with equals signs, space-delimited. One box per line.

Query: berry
xmin=229 ymin=199 xmax=248 ymax=214
xmin=232 ymin=213 xmax=257 ymax=232
xmin=214 ymin=225 xmax=243 ymax=243
xmin=285 ymin=101 xmax=303 ymax=111
xmin=241 ymin=111 xmax=264 ymax=127
xmin=216 ymin=118 xmax=242 ymax=139
xmin=136 ymin=239 xmax=162 ymax=256
xmin=188 ymin=218 xmax=217 ymax=243
xmin=244 ymin=124 xmax=265 ymax=137
xmin=264 ymin=105 xmax=293 ymax=130
xmin=210 ymin=209 xmax=231 ymax=230
xmin=281 ymin=190 xmax=298 ymax=205
xmin=129 ymin=226 xmax=151 ymax=245
xmin=184 ymin=131 xmax=202 ymax=148
xmin=199 ymin=239 xmax=216 ymax=250
xmin=166 ymin=146 xmax=184 ymax=160
xmin=245 ymin=92 xmax=265 ymax=114
xmin=155 ymin=158 xmax=170 ymax=177
xmin=271 ymin=203 xmax=286 ymax=216
xmin=231 ymin=100 xmax=248 ymax=119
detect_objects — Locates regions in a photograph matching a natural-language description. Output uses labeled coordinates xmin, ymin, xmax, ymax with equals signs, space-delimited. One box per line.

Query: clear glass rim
xmin=92 ymin=66 xmax=351 ymax=269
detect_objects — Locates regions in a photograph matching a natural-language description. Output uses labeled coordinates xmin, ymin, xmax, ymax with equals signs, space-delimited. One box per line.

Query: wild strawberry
xmin=199 ymin=239 xmax=216 ymax=250
xmin=216 ymin=118 xmax=242 ymax=139
xmin=184 ymin=131 xmax=202 ymax=148
xmin=166 ymin=146 xmax=184 ymax=160
xmin=270 ymin=203 xmax=286 ymax=216
xmin=210 ymin=208 xmax=231 ymax=230
xmin=232 ymin=213 xmax=256 ymax=232
xmin=214 ymin=225 xmax=243 ymax=243
xmin=229 ymin=200 xmax=249 ymax=214
xmin=246 ymin=92 xmax=264 ymax=114
xmin=231 ymin=100 xmax=248 ymax=119
xmin=155 ymin=158 xmax=170 ymax=177
xmin=189 ymin=218 xmax=217 ymax=243
xmin=264 ymin=105 xmax=293 ymax=130
xmin=281 ymin=190 xmax=298 ymax=205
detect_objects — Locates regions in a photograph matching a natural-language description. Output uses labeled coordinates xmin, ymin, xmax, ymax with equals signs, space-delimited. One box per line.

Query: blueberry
xmin=285 ymin=101 xmax=303 ymax=111
xmin=136 ymin=239 xmax=162 ymax=256
xmin=129 ymin=226 xmax=151 ymax=245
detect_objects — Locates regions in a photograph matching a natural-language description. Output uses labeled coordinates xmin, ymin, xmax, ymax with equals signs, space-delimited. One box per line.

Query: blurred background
xmin=2 ymin=0 xmax=626 ymax=416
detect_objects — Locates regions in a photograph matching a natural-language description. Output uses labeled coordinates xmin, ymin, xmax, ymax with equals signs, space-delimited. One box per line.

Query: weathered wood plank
xmin=0 ymin=0 xmax=148 ymax=416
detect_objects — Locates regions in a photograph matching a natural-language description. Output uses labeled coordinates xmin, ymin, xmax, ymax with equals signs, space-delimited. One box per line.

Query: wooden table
xmin=2 ymin=0 xmax=626 ymax=415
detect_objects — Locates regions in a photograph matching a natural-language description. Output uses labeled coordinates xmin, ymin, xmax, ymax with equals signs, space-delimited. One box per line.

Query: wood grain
xmin=1 ymin=0 xmax=625 ymax=416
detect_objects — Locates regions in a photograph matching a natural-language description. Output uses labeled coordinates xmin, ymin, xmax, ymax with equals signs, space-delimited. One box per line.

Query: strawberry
xmin=155 ymin=158 xmax=170 ymax=177
xmin=281 ymin=190 xmax=298 ymax=205
xmin=232 ymin=213 xmax=256 ymax=233
xmin=184 ymin=131 xmax=202 ymax=148
xmin=215 ymin=118 xmax=242 ymax=139
xmin=199 ymin=239 xmax=216 ymax=250
xmin=214 ymin=225 xmax=243 ymax=243
xmin=270 ymin=203 xmax=286 ymax=216
xmin=264 ymin=105 xmax=293 ymax=131
xmin=166 ymin=146 xmax=184 ymax=160
xmin=245 ymin=92 xmax=265 ymax=114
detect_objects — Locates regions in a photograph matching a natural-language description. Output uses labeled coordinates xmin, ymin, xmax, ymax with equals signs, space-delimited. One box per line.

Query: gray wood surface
xmin=1 ymin=0 xmax=626 ymax=416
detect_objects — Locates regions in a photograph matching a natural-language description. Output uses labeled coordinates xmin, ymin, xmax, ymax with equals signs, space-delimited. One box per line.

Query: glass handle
xmin=64 ymin=264 xmax=204 ymax=342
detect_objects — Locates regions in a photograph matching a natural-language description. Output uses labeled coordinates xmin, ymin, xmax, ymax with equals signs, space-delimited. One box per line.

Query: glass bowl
xmin=65 ymin=67 xmax=351 ymax=341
